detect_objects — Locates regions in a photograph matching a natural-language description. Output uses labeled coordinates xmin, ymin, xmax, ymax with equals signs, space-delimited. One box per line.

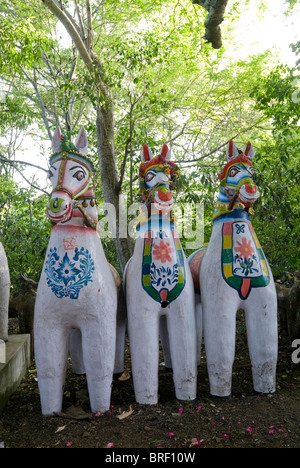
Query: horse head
xmin=46 ymin=127 xmax=94 ymax=224
xmin=218 ymin=140 xmax=260 ymax=209
xmin=139 ymin=144 xmax=181 ymax=216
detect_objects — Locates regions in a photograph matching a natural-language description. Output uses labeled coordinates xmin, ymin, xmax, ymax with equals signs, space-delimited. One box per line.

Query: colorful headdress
xmin=218 ymin=140 xmax=254 ymax=184
xmin=139 ymin=144 xmax=181 ymax=187
xmin=50 ymin=127 xmax=95 ymax=173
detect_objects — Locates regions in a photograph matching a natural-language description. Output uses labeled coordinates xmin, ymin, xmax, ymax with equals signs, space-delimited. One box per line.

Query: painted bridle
xmin=139 ymin=144 xmax=181 ymax=217
xmin=46 ymin=127 xmax=97 ymax=228
xmin=213 ymin=140 xmax=260 ymax=221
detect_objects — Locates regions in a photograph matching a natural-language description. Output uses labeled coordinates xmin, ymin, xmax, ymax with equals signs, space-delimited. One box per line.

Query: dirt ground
xmin=0 ymin=314 xmax=299 ymax=449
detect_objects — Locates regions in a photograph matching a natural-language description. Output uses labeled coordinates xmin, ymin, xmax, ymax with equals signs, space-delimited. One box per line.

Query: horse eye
xmin=73 ymin=170 xmax=85 ymax=181
xmin=145 ymin=172 xmax=155 ymax=182
xmin=229 ymin=167 xmax=239 ymax=177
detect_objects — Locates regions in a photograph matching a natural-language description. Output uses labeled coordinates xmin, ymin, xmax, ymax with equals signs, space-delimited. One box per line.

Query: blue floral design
xmin=45 ymin=247 xmax=95 ymax=299
xmin=233 ymin=255 xmax=259 ymax=276
xmin=150 ymin=263 xmax=179 ymax=289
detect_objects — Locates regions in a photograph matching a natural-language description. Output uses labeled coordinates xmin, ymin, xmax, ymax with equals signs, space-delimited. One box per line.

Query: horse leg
xmin=34 ymin=324 xmax=70 ymax=415
xmin=244 ymin=288 xmax=278 ymax=394
xmin=203 ymin=296 xmax=238 ymax=397
xmin=128 ymin=311 xmax=160 ymax=405
xmin=80 ymin=319 xmax=116 ymax=414
xmin=167 ymin=304 xmax=197 ymax=401
xmin=195 ymin=293 xmax=203 ymax=365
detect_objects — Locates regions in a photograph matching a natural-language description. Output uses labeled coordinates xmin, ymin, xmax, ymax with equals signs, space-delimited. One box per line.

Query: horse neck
xmin=211 ymin=204 xmax=252 ymax=234
xmin=212 ymin=187 xmax=245 ymax=222
xmin=138 ymin=211 xmax=179 ymax=243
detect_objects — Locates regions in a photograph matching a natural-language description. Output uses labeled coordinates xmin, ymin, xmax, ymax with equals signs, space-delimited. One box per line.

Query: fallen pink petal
xmin=246 ymin=426 xmax=254 ymax=434
xmin=166 ymin=432 xmax=175 ymax=438
xmin=106 ymin=442 xmax=114 ymax=448
xmin=66 ymin=442 xmax=73 ymax=447
xmin=178 ymin=408 xmax=184 ymax=414
xmin=190 ymin=438 xmax=202 ymax=447
xmin=222 ymin=434 xmax=229 ymax=439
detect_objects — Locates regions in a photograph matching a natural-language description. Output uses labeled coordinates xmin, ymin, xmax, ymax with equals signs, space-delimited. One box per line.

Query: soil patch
xmin=0 ymin=315 xmax=299 ymax=449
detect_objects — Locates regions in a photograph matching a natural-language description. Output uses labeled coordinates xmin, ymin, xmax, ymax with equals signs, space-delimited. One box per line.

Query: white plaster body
xmin=198 ymin=141 xmax=278 ymax=397
xmin=69 ymin=262 xmax=126 ymax=376
xmin=187 ymin=249 xmax=205 ymax=365
xmin=34 ymin=221 xmax=117 ymax=415
xmin=126 ymin=144 xmax=197 ymax=405
xmin=34 ymin=128 xmax=119 ymax=415
xmin=126 ymin=219 xmax=197 ymax=404
xmin=0 ymin=242 xmax=10 ymax=342
xmin=200 ymin=216 xmax=278 ymax=397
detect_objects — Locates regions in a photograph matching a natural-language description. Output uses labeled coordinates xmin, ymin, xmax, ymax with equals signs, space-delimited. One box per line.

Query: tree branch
xmin=0 ymin=154 xmax=50 ymax=195
xmin=192 ymin=0 xmax=229 ymax=49
xmin=42 ymin=0 xmax=94 ymax=71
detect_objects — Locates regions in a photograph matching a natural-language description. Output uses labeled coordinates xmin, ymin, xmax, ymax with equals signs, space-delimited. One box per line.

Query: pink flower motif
xmin=166 ymin=432 xmax=175 ymax=438
xmin=153 ymin=240 xmax=174 ymax=263
xmin=234 ymin=237 xmax=255 ymax=260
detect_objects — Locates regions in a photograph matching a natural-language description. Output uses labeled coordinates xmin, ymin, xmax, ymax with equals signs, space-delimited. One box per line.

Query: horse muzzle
xmin=238 ymin=183 xmax=260 ymax=207
xmin=153 ymin=187 xmax=174 ymax=214
xmin=46 ymin=192 xmax=73 ymax=223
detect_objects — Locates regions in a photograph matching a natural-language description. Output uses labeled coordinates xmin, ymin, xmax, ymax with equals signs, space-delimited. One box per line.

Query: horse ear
xmin=141 ymin=145 xmax=154 ymax=163
xmin=52 ymin=127 xmax=63 ymax=153
xmin=75 ymin=127 xmax=88 ymax=155
xmin=226 ymin=140 xmax=239 ymax=161
xmin=244 ymin=141 xmax=255 ymax=159
xmin=160 ymin=144 xmax=171 ymax=163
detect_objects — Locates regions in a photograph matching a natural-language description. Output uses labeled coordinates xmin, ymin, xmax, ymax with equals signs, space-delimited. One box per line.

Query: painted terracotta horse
xmin=34 ymin=127 xmax=122 ymax=415
xmin=125 ymin=144 xmax=197 ymax=405
xmin=0 ymin=242 xmax=10 ymax=342
xmin=189 ymin=140 xmax=278 ymax=397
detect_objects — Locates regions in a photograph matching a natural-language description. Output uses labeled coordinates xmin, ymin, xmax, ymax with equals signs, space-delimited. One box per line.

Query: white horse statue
xmin=0 ymin=242 xmax=10 ymax=342
xmin=189 ymin=140 xmax=278 ymax=397
xmin=34 ymin=127 xmax=121 ymax=415
xmin=125 ymin=144 xmax=197 ymax=405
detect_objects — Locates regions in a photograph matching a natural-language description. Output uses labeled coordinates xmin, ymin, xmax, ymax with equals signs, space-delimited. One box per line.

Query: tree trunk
xmin=41 ymin=0 xmax=133 ymax=272
xmin=192 ymin=0 xmax=229 ymax=49
xmin=96 ymin=107 xmax=133 ymax=272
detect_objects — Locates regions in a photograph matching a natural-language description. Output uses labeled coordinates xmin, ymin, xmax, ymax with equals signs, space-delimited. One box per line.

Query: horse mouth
xmin=153 ymin=192 xmax=174 ymax=214
xmin=46 ymin=194 xmax=72 ymax=223
xmin=238 ymin=184 xmax=260 ymax=206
